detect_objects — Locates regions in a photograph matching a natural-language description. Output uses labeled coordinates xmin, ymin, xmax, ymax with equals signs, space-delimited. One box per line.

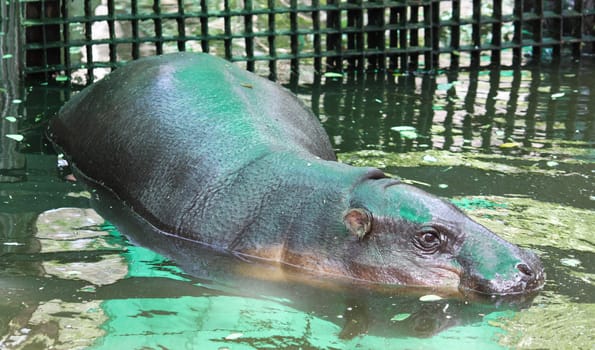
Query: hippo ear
xmin=343 ymin=208 xmax=372 ymax=240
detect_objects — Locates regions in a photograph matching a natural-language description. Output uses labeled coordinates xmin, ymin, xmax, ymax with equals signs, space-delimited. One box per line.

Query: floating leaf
xmin=438 ymin=183 xmax=449 ymax=189
xmin=2 ymin=54 xmax=12 ymax=59
xmin=538 ymin=86 xmax=550 ymax=93
xmin=225 ymin=332 xmax=243 ymax=340
xmin=78 ymin=285 xmax=97 ymax=293
xmin=546 ymin=161 xmax=559 ymax=167
xmin=400 ymin=130 xmax=418 ymax=139
xmin=390 ymin=126 xmax=416 ymax=132
xmin=5 ymin=134 xmax=24 ymax=142
xmin=324 ymin=72 xmax=344 ymax=78
xmin=551 ymin=92 xmax=565 ymax=99
xmin=66 ymin=191 xmax=92 ymax=199
xmin=240 ymin=83 xmax=253 ymax=89
xmin=437 ymin=83 xmax=453 ymax=91
xmin=499 ymin=142 xmax=519 ymax=149
xmin=422 ymin=154 xmax=438 ymax=162
xmin=55 ymin=75 xmax=69 ymax=82
xmin=560 ymin=258 xmax=581 ymax=267
xmin=390 ymin=126 xmax=419 ymax=140
xmin=11 ymin=99 xmax=22 ymax=104
xmin=419 ymin=294 xmax=443 ymax=302
xmin=390 ymin=313 xmax=411 ymax=322
xmin=5 ymin=116 xmax=17 ymax=122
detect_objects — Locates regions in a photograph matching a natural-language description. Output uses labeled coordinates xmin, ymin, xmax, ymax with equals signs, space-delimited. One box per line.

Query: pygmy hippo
xmin=48 ymin=53 xmax=545 ymax=295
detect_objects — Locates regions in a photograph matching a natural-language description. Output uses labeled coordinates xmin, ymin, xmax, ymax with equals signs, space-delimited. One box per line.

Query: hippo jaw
xmin=343 ymin=180 xmax=545 ymax=296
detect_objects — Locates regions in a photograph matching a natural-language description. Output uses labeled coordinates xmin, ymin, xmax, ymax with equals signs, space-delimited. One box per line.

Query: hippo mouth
xmin=458 ymin=261 xmax=546 ymax=296
xmin=459 ymin=270 xmax=545 ymax=296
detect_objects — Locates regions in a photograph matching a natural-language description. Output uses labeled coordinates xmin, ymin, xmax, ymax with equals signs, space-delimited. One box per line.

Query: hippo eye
xmin=414 ymin=228 xmax=443 ymax=254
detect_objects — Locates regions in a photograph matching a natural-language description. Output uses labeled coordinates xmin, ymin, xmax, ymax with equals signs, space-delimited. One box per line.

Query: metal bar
xmin=267 ymin=0 xmax=276 ymax=80
xmin=131 ymin=0 xmax=139 ymax=59
xmin=290 ymin=0 xmax=299 ymax=78
xmin=177 ymin=0 xmax=186 ymax=51
xmin=346 ymin=0 xmax=363 ymax=69
xmin=532 ymin=0 xmax=543 ymax=61
xmin=572 ymin=0 xmax=583 ymax=58
xmin=153 ymin=0 xmax=163 ymax=54
xmin=409 ymin=5 xmax=419 ymax=70
xmin=244 ymin=0 xmax=254 ymax=71
xmin=512 ymin=0 xmax=523 ymax=66
xmin=491 ymin=0 xmax=502 ymax=66
xmin=199 ymin=0 xmax=209 ymax=53
xmin=84 ymin=0 xmax=94 ymax=82
xmin=61 ymin=0 xmax=70 ymax=78
xmin=312 ymin=0 xmax=322 ymax=74
xmin=108 ymin=0 xmax=117 ymax=65
xmin=451 ymin=0 xmax=461 ymax=69
xmin=471 ymin=0 xmax=481 ymax=67
xmin=423 ymin=3 xmax=433 ymax=70
xmin=431 ymin=0 xmax=440 ymax=70
xmin=326 ymin=0 xmax=342 ymax=71
xmin=367 ymin=0 xmax=385 ymax=70
xmin=398 ymin=6 xmax=408 ymax=70
xmin=388 ymin=6 xmax=399 ymax=69
xmin=40 ymin=0 xmax=48 ymax=77
xmin=552 ymin=0 xmax=562 ymax=61
xmin=223 ymin=0 xmax=232 ymax=59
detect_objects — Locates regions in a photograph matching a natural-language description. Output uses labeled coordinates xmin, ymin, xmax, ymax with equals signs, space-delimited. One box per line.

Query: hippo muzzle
xmin=457 ymin=224 xmax=546 ymax=295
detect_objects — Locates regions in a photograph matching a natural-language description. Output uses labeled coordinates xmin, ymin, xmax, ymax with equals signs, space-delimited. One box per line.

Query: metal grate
xmin=18 ymin=0 xmax=595 ymax=82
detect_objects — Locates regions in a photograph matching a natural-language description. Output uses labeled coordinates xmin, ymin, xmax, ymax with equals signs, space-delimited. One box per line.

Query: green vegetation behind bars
xmin=17 ymin=0 xmax=595 ymax=82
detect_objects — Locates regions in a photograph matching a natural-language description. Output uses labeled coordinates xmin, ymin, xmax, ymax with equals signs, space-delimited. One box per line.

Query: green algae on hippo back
xmin=47 ymin=52 xmax=545 ymax=296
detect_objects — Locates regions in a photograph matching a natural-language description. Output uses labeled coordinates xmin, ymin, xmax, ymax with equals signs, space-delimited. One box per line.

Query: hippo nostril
xmin=516 ymin=263 xmax=533 ymax=277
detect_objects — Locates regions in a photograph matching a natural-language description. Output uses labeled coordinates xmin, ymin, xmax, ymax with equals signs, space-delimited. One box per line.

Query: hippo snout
xmin=460 ymin=246 xmax=545 ymax=295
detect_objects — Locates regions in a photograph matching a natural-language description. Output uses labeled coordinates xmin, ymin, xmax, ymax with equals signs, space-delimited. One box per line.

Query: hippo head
xmin=342 ymin=178 xmax=545 ymax=295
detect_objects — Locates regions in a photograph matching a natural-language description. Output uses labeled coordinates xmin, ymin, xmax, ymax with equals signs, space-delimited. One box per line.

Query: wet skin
xmin=48 ymin=52 xmax=545 ymax=295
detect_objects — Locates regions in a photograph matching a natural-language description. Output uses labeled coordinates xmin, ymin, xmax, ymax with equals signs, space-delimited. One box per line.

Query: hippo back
xmin=49 ymin=53 xmax=336 ymax=235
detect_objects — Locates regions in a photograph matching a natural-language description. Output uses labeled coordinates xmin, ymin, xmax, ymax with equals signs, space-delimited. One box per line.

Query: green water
xmin=1 ymin=61 xmax=593 ymax=349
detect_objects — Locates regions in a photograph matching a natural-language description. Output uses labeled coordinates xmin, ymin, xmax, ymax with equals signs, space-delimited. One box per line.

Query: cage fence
xmin=14 ymin=0 xmax=595 ymax=83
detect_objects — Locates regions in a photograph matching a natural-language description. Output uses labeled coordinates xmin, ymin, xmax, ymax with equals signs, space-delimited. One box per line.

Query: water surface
xmin=0 ymin=60 xmax=593 ymax=349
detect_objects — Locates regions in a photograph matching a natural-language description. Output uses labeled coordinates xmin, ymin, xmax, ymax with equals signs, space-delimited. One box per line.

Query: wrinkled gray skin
xmin=48 ymin=53 xmax=545 ymax=295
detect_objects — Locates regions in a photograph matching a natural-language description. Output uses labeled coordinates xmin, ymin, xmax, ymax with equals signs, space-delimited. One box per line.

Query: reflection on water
xmin=308 ymin=65 xmax=593 ymax=154
xmin=1 ymin=51 xmax=594 ymax=349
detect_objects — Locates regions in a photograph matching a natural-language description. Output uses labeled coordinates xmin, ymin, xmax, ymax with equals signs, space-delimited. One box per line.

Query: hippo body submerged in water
xmin=48 ymin=53 xmax=544 ymax=295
